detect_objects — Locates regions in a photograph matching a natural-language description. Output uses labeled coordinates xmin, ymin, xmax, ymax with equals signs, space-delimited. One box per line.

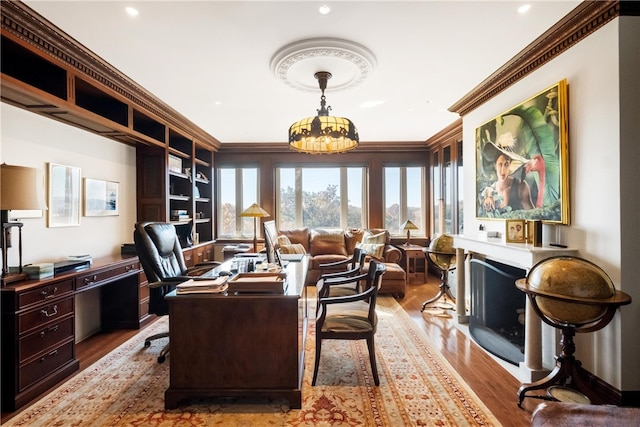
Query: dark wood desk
xmin=0 ymin=255 xmax=148 ymax=411
xmin=164 ymin=256 xmax=308 ymax=409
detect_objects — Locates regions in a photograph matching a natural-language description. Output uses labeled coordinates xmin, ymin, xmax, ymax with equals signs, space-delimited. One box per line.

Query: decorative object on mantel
xmin=475 ymin=79 xmax=569 ymax=224
xmin=400 ymin=219 xmax=419 ymax=246
xmin=421 ymin=234 xmax=457 ymax=312
xmin=288 ymin=71 xmax=359 ymax=154
xmin=515 ymin=256 xmax=632 ymax=406
xmin=239 ymin=203 xmax=270 ymax=252
xmin=1 ymin=163 xmax=48 ymax=285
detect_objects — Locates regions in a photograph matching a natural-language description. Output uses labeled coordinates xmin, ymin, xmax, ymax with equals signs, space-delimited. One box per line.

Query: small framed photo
xmin=505 ymin=219 xmax=526 ymax=243
xmin=84 ymin=178 xmax=119 ymax=216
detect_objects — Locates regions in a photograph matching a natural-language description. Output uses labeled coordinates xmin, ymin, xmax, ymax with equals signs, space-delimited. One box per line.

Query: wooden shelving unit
xmin=1 ymin=1 xmax=220 ymax=247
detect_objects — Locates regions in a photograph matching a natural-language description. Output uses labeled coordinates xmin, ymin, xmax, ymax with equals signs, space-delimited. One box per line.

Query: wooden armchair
xmin=316 ymin=247 xmax=367 ymax=300
xmin=312 ymin=259 xmax=386 ymax=386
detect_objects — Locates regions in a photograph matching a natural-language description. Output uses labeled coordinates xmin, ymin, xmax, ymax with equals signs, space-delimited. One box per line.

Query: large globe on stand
xmin=427 ymin=234 xmax=456 ymax=270
xmin=524 ymin=257 xmax=616 ymax=326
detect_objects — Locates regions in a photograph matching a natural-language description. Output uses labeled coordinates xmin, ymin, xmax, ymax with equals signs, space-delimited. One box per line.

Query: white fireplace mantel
xmin=452 ymin=234 xmax=578 ymax=382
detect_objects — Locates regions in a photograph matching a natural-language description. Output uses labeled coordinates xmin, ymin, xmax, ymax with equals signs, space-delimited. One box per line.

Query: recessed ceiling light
xmin=318 ymin=5 xmax=331 ymax=15
xmin=125 ymin=7 xmax=139 ymax=16
xmin=518 ymin=4 xmax=531 ymax=14
xmin=360 ymin=100 xmax=385 ymax=109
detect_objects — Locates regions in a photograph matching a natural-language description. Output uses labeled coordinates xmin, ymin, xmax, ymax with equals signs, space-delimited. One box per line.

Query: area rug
xmin=5 ymin=296 xmax=501 ymax=426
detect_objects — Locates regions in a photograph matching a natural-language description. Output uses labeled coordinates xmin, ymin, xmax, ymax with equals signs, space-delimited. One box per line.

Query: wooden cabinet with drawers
xmin=1 ymin=255 xmax=149 ymax=411
xmin=1 ymin=277 xmax=78 ymax=411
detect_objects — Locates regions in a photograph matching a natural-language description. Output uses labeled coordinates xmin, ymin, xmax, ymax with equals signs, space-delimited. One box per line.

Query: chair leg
xmin=144 ymin=331 xmax=170 ymax=363
xmin=312 ymin=335 xmax=322 ymax=386
xmin=158 ymin=341 xmax=169 ymax=363
xmin=367 ymin=336 xmax=380 ymax=386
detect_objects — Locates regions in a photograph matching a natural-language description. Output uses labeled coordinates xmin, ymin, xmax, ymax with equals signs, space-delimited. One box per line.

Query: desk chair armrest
xmin=319 ymin=257 xmax=353 ymax=270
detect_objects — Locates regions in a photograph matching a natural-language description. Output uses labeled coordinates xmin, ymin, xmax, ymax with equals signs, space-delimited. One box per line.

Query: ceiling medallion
xmin=270 ymin=37 xmax=376 ymax=93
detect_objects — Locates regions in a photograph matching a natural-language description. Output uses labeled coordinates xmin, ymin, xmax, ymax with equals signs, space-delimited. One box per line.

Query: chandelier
xmin=288 ymin=72 xmax=359 ymax=154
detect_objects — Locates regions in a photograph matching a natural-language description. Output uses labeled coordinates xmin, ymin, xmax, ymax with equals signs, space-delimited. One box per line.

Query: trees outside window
xmin=217 ymin=167 xmax=258 ymax=237
xmin=384 ymin=166 xmax=425 ymax=236
xmin=277 ymin=167 xmax=365 ymax=230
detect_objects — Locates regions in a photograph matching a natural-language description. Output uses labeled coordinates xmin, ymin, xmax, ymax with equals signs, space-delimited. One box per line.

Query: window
xmin=277 ymin=167 xmax=365 ymax=229
xmin=384 ymin=166 xmax=425 ymax=236
xmin=216 ymin=167 xmax=258 ymax=237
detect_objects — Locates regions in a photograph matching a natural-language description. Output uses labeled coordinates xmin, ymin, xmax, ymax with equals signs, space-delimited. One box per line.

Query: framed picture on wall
xmin=84 ymin=178 xmax=119 ymax=216
xmin=475 ymin=79 xmax=570 ymax=224
xmin=48 ymin=163 xmax=81 ymax=227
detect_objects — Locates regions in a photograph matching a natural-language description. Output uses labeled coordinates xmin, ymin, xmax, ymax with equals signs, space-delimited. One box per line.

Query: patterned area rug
xmin=6 ymin=296 xmax=501 ymax=426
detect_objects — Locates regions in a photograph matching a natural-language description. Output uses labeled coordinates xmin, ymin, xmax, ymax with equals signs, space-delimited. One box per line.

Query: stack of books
xmin=176 ymin=277 xmax=228 ymax=294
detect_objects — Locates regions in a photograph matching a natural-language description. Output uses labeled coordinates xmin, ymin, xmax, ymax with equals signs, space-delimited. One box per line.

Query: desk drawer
xmin=17 ymin=280 xmax=74 ymax=310
xmin=19 ymin=316 xmax=74 ymax=362
xmin=19 ymin=340 xmax=74 ymax=392
xmin=75 ymin=262 xmax=139 ymax=290
xmin=18 ymin=297 xmax=74 ymax=335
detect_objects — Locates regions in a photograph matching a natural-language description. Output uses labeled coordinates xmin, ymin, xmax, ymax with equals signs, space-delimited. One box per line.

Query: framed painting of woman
xmin=475 ymin=79 xmax=570 ymax=224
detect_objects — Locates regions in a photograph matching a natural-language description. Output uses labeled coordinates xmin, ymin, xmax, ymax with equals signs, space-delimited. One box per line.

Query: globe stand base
xmin=421 ymin=268 xmax=456 ymax=312
xmin=517 ymin=327 xmax=585 ymax=407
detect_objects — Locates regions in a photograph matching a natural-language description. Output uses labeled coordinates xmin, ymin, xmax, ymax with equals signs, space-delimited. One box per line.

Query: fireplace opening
xmin=469 ymin=258 xmax=526 ymax=366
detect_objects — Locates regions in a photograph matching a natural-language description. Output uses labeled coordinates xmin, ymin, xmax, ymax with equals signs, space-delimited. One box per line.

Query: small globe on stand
xmin=421 ymin=234 xmax=457 ymax=312
xmin=427 ymin=234 xmax=456 ymax=270
xmin=515 ymin=256 xmax=632 ymax=406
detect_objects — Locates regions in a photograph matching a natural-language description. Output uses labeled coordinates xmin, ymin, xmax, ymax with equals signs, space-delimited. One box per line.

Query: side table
xmin=397 ymin=244 xmax=426 ymax=284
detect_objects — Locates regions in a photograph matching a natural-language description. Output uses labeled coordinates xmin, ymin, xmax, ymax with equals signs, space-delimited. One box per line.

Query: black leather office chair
xmin=134 ymin=222 xmax=220 ymax=363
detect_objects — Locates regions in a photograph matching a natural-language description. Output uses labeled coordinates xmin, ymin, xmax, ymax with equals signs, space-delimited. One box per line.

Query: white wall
xmin=462 ymin=17 xmax=639 ymax=391
xmin=1 ymin=102 xmax=138 ymax=340
xmin=1 ymin=103 xmax=137 ymax=264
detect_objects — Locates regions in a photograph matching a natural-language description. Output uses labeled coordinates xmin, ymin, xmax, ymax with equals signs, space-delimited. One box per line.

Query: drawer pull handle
xmin=39 ymin=325 xmax=59 ymax=337
xmin=41 ymin=305 xmax=58 ymax=318
xmin=40 ymin=349 xmax=58 ymax=362
xmin=40 ymin=287 xmax=58 ymax=299
xmin=84 ymin=275 xmax=97 ymax=285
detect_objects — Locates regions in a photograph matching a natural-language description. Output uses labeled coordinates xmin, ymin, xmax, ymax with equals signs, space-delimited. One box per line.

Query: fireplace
xmin=469 ymin=258 xmax=526 ymax=365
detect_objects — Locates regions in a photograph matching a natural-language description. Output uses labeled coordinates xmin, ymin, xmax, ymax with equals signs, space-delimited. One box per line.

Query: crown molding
xmin=449 ymin=1 xmax=637 ymax=116
xmin=217 ymin=140 xmax=429 ymax=154
xmin=1 ymin=0 xmax=220 ymax=149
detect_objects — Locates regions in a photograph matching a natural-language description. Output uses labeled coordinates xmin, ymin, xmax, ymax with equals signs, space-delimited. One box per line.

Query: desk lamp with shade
xmin=239 ymin=203 xmax=270 ymax=252
xmin=400 ymin=219 xmax=419 ymax=246
xmin=1 ymin=164 xmax=47 ymax=285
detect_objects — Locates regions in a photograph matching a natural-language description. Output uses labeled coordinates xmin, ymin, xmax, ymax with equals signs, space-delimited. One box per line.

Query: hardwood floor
xmin=399 ymin=277 xmax=535 ymax=426
xmin=2 ymin=275 xmax=537 ymax=426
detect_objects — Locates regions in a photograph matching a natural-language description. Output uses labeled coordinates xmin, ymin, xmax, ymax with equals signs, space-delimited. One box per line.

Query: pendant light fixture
xmin=288 ymin=72 xmax=359 ymax=154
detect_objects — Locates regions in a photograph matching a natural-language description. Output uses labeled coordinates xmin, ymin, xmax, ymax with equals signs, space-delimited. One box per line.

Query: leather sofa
xmin=277 ymin=227 xmax=406 ymax=298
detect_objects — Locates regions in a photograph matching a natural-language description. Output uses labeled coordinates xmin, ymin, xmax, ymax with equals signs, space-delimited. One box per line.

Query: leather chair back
xmin=134 ymin=222 xmax=187 ymax=315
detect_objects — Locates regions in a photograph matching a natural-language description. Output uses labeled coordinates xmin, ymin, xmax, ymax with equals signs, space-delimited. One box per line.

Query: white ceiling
xmin=23 ymin=0 xmax=581 ymax=144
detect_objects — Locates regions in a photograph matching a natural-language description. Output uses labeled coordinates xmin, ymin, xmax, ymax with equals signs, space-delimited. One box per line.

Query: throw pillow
xmin=355 ymin=242 xmax=385 ymax=260
xmin=276 ymin=234 xmax=292 ymax=248
xmin=279 ymin=243 xmax=306 ymax=254
xmin=362 ymin=230 xmax=386 ymax=245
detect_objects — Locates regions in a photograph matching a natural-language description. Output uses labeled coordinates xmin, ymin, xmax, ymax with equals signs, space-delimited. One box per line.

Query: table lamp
xmin=1 ymin=164 xmax=47 ymax=285
xmin=400 ymin=219 xmax=419 ymax=246
xmin=239 ymin=203 xmax=270 ymax=252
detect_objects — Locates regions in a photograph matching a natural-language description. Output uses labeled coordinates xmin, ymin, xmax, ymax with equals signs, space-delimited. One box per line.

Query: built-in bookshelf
xmin=1 ymin=1 xmax=220 ymax=245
